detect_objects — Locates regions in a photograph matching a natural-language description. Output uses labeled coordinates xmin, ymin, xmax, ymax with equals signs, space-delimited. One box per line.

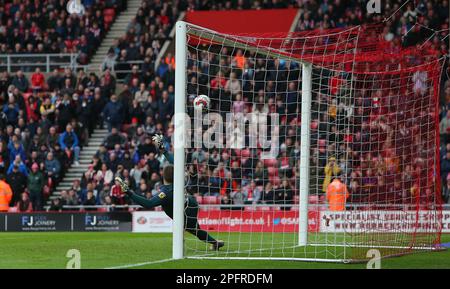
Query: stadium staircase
xmin=88 ymin=0 xmax=143 ymax=73
xmin=45 ymin=1 xmax=144 ymax=207
xmin=46 ymin=128 xmax=109 ymax=205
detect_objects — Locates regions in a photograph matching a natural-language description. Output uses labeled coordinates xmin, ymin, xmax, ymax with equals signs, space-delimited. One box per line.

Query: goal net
xmin=173 ymin=21 xmax=444 ymax=262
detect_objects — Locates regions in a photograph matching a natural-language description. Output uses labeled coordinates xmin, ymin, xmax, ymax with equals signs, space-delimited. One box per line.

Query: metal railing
xmin=0 ymin=53 xmax=79 ymax=73
xmin=46 ymin=203 xmax=450 ymax=211
xmin=71 ymin=60 xmax=145 ymax=83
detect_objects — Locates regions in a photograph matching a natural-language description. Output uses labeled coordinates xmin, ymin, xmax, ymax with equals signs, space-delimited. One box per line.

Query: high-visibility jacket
xmin=326 ymin=179 xmax=349 ymax=211
xmin=0 ymin=180 xmax=13 ymax=212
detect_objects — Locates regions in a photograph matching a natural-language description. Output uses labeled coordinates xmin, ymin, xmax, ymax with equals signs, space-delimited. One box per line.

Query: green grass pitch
xmin=0 ymin=232 xmax=449 ymax=269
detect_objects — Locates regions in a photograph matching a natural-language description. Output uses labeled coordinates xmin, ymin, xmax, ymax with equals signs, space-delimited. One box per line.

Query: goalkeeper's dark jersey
xmin=144 ymin=183 xmax=198 ymax=219
xmin=127 ymin=149 xmax=219 ymax=245
xmin=129 ymin=150 xmax=198 ymax=219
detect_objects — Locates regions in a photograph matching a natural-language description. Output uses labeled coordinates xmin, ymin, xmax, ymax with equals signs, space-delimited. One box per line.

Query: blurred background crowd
xmin=0 ymin=0 xmax=449 ymax=212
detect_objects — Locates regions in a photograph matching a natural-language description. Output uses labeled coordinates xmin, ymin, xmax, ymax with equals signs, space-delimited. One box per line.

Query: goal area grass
xmin=0 ymin=232 xmax=449 ymax=269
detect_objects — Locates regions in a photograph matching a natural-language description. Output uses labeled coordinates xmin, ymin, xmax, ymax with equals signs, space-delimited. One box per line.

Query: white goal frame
xmin=172 ymin=20 xmax=315 ymax=261
xmin=172 ymin=21 xmax=443 ymax=263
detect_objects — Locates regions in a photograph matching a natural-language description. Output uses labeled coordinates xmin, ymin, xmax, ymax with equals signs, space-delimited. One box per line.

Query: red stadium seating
xmin=263 ymin=158 xmax=277 ymax=167
xmin=268 ymin=166 xmax=278 ymax=177
xmin=203 ymin=196 xmax=220 ymax=204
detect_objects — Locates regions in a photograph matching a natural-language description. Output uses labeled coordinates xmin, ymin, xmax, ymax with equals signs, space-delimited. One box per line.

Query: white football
xmin=193 ymin=94 xmax=210 ymax=112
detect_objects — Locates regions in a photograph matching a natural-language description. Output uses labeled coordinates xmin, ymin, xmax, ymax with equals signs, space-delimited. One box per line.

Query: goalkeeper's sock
xmin=187 ymin=228 xmax=217 ymax=244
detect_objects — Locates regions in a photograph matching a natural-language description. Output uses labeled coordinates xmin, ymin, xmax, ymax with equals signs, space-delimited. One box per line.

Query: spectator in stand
xmin=102 ymin=94 xmax=124 ymax=131
xmin=59 ymin=123 xmax=81 ymax=166
xmin=31 ymin=68 xmax=45 ymax=92
xmin=441 ymin=149 xmax=450 ymax=185
xmin=3 ymin=97 xmax=20 ymax=126
xmin=111 ymin=178 xmax=127 ymax=207
xmin=440 ymin=109 xmax=450 ymax=144
xmin=443 ymin=175 xmax=450 ymax=204
xmin=11 ymin=70 xmax=29 ymax=92
xmin=27 ymin=163 xmax=45 ymax=211
xmin=322 ymin=156 xmax=341 ymax=194
xmin=135 ymin=82 xmax=150 ymax=107
xmin=7 ymin=156 xmax=28 ymax=177
xmin=56 ymin=93 xmax=75 ymax=129
xmin=103 ymin=127 xmax=127 ymax=150
xmin=157 ymin=90 xmax=174 ymax=125
xmin=66 ymin=189 xmax=80 ymax=206
xmin=6 ymin=164 xmax=27 ymax=206
xmin=8 ymin=141 xmax=26 ymax=163
xmin=49 ymin=197 xmax=64 ymax=212
xmin=47 ymin=69 xmax=62 ymax=92
xmin=96 ymin=163 xmax=114 ymax=186
xmin=102 ymin=48 xmax=118 ymax=72
xmin=15 ymin=192 xmax=33 ymax=213
xmin=40 ymin=97 xmax=56 ymax=122
xmin=274 ymin=179 xmax=294 ymax=211
xmin=83 ymin=191 xmax=97 ymax=211
xmin=230 ymin=184 xmax=245 ymax=210
xmin=261 ymin=182 xmax=275 ymax=204
xmin=44 ymin=152 xmax=61 ymax=182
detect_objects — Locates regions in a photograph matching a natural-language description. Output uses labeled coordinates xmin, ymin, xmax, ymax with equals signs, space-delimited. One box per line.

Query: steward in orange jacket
xmin=326 ymin=174 xmax=349 ymax=211
xmin=0 ymin=175 xmax=13 ymax=212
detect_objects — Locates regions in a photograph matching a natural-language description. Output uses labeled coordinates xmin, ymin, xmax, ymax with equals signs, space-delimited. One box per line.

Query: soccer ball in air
xmin=193 ymin=94 xmax=210 ymax=112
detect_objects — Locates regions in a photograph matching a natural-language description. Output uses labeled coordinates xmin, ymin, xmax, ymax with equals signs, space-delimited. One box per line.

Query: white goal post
xmin=172 ymin=20 xmax=444 ymax=263
xmin=173 ymin=21 xmax=187 ymax=260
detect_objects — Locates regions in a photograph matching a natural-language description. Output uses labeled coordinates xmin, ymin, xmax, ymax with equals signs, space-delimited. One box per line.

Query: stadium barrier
xmin=3 ymin=206 xmax=450 ymax=233
xmin=0 ymin=212 xmax=131 ymax=232
xmin=72 ymin=60 xmax=144 ymax=82
xmin=0 ymin=53 xmax=79 ymax=73
xmin=132 ymin=206 xmax=450 ymax=234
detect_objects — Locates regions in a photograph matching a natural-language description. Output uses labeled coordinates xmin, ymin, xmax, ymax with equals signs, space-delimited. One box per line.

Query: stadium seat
xmin=233 ymin=149 xmax=241 ymax=158
xmin=104 ymin=8 xmax=115 ymax=17
xmin=268 ymin=166 xmax=278 ymax=177
xmin=308 ymin=195 xmax=319 ymax=204
xmin=263 ymin=158 xmax=277 ymax=167
xmin=64 ymin=40 xmax=74 ymax=50
xmin=203 ymin=196 xmax=219 ymax=205
xmin=104 ymin=15 xmax=114 ymax=29
xmin=269 ymin=176 xmax=281 ymax=186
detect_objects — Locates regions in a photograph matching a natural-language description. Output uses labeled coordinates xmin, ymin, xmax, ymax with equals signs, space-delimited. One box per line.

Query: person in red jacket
xmin=111 ymin=178 xmax=126 ymax=205
xmin=31 ymin=68 xmax=45 ymax=92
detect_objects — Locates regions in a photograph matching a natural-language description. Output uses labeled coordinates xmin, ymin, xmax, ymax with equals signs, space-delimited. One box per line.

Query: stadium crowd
xmin=0 ymin=65 xmax=117 ymax=211
xmin=1 ymin=0 xmax=450 ymax=213
xmin=0 ymin=0 xmax=125 ymax=64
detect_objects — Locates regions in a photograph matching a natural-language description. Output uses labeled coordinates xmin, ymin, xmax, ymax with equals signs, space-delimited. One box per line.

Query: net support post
xmin=298 ymin=62 xmax=312 ymax=246
xmin=173 ymin=20 xmax=187 ymax=260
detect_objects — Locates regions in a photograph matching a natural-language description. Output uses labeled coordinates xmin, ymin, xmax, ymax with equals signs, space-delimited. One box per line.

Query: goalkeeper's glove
xmin=115 ymin=176 xmax=131 ymax=195
xmin=152 ymin=134 xmax=165 ymax=151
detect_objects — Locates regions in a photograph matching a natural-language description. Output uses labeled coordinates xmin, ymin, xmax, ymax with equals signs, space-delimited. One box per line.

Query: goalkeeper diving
xmin=115 ymin=134 xmax=224 ymax=250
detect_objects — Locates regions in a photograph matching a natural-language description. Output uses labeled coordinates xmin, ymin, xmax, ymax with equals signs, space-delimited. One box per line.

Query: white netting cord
xmin=181 ymin=23 xmax=444 ymax=261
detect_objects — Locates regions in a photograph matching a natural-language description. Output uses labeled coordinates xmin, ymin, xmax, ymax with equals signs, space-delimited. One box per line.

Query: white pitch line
xmin=104 ymin=258 xmax=175 ymax=269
